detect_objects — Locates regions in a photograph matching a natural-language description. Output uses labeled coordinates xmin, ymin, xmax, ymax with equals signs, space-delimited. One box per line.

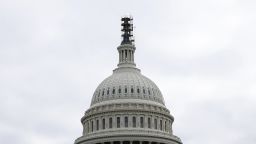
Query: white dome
xmin=75 ymin=17 xmax=182 ymax=144
xmin=91 ymin=67 xmax=165 ymax=106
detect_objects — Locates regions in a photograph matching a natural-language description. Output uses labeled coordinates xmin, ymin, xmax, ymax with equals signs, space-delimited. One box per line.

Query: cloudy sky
xmin=1 ymin=0 xmax=256 ymax=144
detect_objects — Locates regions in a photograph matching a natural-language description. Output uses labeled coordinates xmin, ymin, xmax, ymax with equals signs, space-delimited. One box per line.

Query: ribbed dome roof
xmin=91 ymin=67 xmax=165 ymax=106
xmin=75 ymin=17 xmax=182 ymax=144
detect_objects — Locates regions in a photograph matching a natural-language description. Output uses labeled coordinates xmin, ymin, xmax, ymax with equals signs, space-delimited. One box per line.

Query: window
xmin=140 ymin=117 xmax=144 ymax=128
xmin=154 ymin=118 xmax=157 ymax=129
xmin=109 ymin=117 xmax=112 ymax=128
xmin=148 ymin=118 xmax=151 ymax=128
xmin=117 ymin=117 xmax=120 ymax=128
xmin=125 ymin=116 xmax=128 ymax=127
xmin=96 ymin=119 xmax=99 ymax=130
xmin=131 ymin=88 xmax=134 ymax=93
xmin=160 ymin=120 xmax=163 ymax=130
xmin=148 ymin=89 xmax=151 ymax=95
xmin=112 ymin=88 xmax=115 ymax=94
xmin=143 ymin=88 xmax=145 ymax=94
xmin=133 ymin=116 xmax=136 ymax=127
xmin=125 ymin=50 xmax=127 ymax=59
xmin=118 ymin=88 xmax=121 ymax=93
xmin=125 ymin=87 xmax=127 ymax=93
xmin=164 ymin=121 xmax=167 ymax=131
xmin=102 ymin=118 xmax=105 ymax=129
xmin=107 ymin=89 xmax=109 ymax=95
xmin=91 ymin=121 xmax=94 ymax=132
xmin=102 ymin=90 xmax=104 ymax=96
xmin=137 ymin=88 xmax=140 ymax=93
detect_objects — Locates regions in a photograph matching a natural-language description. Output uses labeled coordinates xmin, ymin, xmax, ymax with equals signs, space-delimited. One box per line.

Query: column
xmin=132 ymin=51 xmax=134 ymax=62
xmin=123 ymin=50 xmax=125 ymax=61
xmin=136 ymin=115 xmax=139 ymax=128
xmin=93 ymin=118 xmax=96 ymax=132
xmin=128 ymin=115 xmax=131 ymax=127
xmin=113 ymin=115 xmax=116 ymax=129
xmin=99 ymin=117 xmax=102 ymax=131
xmin=120 ymin=115 xmax=124 ymax=128
xmin=127 ymin=50 xmax=130 ymax=62
xmin=128 ymin=50 xmax=130 ymax=62
xmin=145 ymin=116 xmax=148 ymax=129
xmin=82 ymin=122 xmax=85 ymax=135
xmin=119 ymin=51 xmax=121 ymax=63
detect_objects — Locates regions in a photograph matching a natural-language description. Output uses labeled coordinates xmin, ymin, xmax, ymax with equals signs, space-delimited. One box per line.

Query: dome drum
xmin=78 ymin=102 xmax=179 ymax=144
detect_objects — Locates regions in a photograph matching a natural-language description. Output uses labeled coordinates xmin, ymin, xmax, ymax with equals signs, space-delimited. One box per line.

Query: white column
xmin=113 ymin=116 xmax=116 ymax=129
xmin=99 ymin=118 xmax=102 ymax=130
xmin=122 ymin=50 xmax=125 ymax=62
xmin=127 ymin=50 xmax=130 ymax=62
xmin=119 ymin=51 xmax=121 ymax=63
xmin=132 ymin=51 xmax=134 ymax=62
xmin=128 ymin=115 xmax=131 ymax=127
xmin=130 ymin=50 xmax=132 ymax=62
xmin=82 ymin=122 xmax=85 ymax=135
xmin=120 ymin=115 xmax=124 ymax=128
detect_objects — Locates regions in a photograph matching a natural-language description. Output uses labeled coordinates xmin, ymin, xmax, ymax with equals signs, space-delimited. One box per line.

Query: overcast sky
xmin=1 ymin=0 xmax=256 ymax=144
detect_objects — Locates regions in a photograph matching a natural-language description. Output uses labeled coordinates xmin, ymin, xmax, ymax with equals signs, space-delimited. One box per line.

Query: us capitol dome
xmin=74 ymin=17 xmax=182 ymax=144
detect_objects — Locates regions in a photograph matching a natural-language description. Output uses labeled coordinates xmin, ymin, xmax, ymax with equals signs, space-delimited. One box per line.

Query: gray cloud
xmin=0 ymin=0 xmax=255 ymax=144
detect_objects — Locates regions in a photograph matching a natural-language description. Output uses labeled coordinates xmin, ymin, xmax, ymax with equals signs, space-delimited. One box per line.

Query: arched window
xmin=125 ymin=87 xmax=127 ymax=93
xmin=133 ymin=116 xmax=136 ymax=127
xmin=125 ymin=116 xmax=128 ymax=127
xmin=109 ymin=117 xmax=112 ymax=128
xmin=102 ymin=118 xmax=105 ymax=129
xmin=96 ymin=119 xmax=99 ymax=130
xmin=154 ymin=118 xmax=157 ymax=129
xmin=140 ymin=117 xmax=144 ymax=128
xmin=148 ymin=117 xmax=151 ymax=128
xmin=117 ymin=117 xmax=120 ymax=128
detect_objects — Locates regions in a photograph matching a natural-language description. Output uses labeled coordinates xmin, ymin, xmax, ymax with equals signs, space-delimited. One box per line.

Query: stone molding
xmin=84 ymin=102 xmax=171 ymax=119
xmin=75 ymin=130 xmax=182 ymax=144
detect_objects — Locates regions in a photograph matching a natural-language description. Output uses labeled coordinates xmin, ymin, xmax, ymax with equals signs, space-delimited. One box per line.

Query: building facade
xmin=74 ymin=17 xmax=182 ymax=144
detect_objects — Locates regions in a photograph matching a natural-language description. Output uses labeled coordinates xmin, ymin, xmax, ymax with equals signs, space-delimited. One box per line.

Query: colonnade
xmin=96 ymin=141 xmax=165 ymax=144
xmin=119 ymin=49 xmax=134 ymax=63
xmin=83 ymin=114 xmax=172 ymax=135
